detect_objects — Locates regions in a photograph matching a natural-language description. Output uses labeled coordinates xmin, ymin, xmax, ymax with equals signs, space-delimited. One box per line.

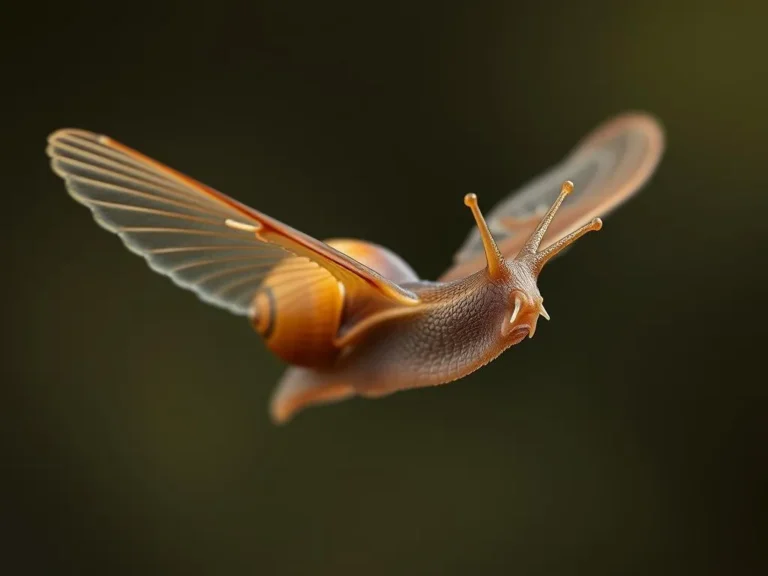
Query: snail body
xmin=46 ymin=113 xmax=664 ymax=423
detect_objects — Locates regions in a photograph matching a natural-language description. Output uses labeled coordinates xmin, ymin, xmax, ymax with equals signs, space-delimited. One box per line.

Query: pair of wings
xmin=46 ymin=112 xmax=664 ymax=322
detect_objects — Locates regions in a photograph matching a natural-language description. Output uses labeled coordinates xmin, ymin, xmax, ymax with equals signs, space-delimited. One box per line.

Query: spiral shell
xmin=252 ymin=239 xmax=419 ymax=368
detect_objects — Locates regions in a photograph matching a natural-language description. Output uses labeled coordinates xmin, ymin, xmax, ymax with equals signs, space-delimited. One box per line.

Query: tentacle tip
xmin=593 ymin=217 xmax=603 ymax=230
xmin=464 ymin=193 xmax=478 ymax=207
xmin=561 ymin=180 xmax=574 ymax=195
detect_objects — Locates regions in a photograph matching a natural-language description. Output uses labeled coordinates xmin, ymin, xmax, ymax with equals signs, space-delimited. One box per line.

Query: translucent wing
xmin=47 ymin=129 xmax=420 ymax=317
xmin=441 ymin=112 xmax=665 ymax=282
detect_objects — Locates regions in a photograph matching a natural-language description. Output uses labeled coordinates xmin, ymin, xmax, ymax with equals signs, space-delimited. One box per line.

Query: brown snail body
xmin=46 ymin=112 xmax=664 ymax=423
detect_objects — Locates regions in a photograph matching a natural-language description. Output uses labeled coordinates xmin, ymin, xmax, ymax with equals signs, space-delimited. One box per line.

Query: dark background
xmin=5 ymin=1 xmax=766 ymax=574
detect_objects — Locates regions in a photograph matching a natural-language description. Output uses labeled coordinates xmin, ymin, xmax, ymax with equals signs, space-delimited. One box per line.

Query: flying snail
xmin=46 ymin=112 xmax=664 ymax=423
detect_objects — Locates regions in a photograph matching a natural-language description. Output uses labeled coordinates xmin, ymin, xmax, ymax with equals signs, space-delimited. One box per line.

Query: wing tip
xmin=47 ymin=128 xmax=103 ymax=145
xmin=577 ymin=111 xmax=666 ymax=158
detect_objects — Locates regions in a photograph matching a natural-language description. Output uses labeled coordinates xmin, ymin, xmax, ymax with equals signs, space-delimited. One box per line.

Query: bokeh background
xmin=5 ymin=1 xmax=766 ymax=574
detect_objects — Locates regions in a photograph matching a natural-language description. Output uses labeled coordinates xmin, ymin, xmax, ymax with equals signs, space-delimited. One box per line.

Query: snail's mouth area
xmin=508 ymin=325 xmax=530 ymax=345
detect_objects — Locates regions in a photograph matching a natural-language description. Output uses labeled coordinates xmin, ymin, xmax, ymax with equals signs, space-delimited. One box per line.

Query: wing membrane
xmin=48 ymin=129 xmax=419 ymax=318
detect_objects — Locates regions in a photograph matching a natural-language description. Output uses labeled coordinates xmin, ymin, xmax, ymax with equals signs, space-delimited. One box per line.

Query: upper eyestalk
xmin=464 ymin=181 xmax=602 ymax=281
xmin=515 ymin=181 xmax=602 ymax=274
xmin=464 ymin=192 xmax=506 ymax=280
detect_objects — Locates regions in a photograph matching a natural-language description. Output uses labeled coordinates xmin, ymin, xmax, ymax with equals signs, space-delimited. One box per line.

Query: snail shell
xmin=252 ymin=239 xmax=418 ymax=367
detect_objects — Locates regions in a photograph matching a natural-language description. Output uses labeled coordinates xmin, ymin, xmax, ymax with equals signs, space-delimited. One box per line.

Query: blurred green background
xmin=5 ymin=0 xmax=766 ymax=574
